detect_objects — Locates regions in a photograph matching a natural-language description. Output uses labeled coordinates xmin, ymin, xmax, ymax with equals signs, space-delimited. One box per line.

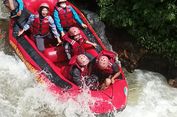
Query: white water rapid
xmin=0 ymin=2 xmax=177 ymax=117
xmin=0 ymin=51 xmax=177 ymax=117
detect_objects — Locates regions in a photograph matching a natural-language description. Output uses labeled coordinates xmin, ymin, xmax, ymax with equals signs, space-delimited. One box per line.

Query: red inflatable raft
xmin=9 ymin=0 xmax=128 ymax=114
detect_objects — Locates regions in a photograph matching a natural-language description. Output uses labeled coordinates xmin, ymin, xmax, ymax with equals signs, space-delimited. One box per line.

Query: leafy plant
xmin=98 ymin=0 xmax=177 ymax=65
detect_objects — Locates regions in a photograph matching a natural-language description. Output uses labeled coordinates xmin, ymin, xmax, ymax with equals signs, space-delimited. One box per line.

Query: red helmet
xmin=68 ymin=27 xmax=80 ymax=36
xmin=58 ymin=0 xmax=67 ymax=3
xmin=76 ymin=54 xmax=89 ymax=66
xmin=97 ymin=55 xmax=109 ymax=69
xmin=39 ymin=3 xmax=49 ymax=9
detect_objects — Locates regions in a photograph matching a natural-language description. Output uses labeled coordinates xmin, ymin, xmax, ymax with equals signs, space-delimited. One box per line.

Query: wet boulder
xmin=83 ymin=10 xmax=112 ymax=50
xmin=105 ymin=26 xmax=146 ymax=72
xmin=104 ymin=25 xmax=177 ymax=88
xmin=167 ymin=66 xmax=177 ymax=88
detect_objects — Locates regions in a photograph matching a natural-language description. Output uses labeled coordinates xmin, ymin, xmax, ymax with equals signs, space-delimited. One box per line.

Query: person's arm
xmin=70 ymin=67 xmax=83 ymax=87
xmin=111 ymin=63 xmax=121 ymax=83
xmin=48 ymin=16 xmax=62 ymax=44
xmin=70 ymin=6 xmax=87 ymax=28
xmin=16 ymin=0 xmax=23 ymax=16
xmin=23 ymin=14 xmax=35 ymax=30
xmin=7 ymin=0 xmax=15 ymax=10
xmin=111 ymin=71 xmax=121 ymax=82
xmin=85 ymin=40 xmax=97 ymax=48
xmin=53 ymin=9 xmax=65 ymax=36
xmin=16 ymin=0 xmax=23 ymax=10
xmin=18 ymin=14 xmax=34 ymax=36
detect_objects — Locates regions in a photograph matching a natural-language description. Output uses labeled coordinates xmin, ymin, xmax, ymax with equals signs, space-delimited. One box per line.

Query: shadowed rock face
xmin=83 ymin=10 xmax=112 ymax=50
xmin=167 ymin=67 xmax=177 ymax=88
xmin=105 ymin=26 xmax=144 ymax=72
xmin=71 ymin=0 xmax=98 ymax=12
xmin=105 ymin=26 xmax=177 ymax=88
xmin=137 ymin=55 xmax=170 ymax=76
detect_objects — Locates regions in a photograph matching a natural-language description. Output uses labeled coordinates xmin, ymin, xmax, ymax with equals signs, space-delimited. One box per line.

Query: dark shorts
xmin=85 ymin=74 xmax=99 ymax=90
xmin=34 ymin=33 xmax=52 ymax=51
xmin=13 ymin=8 xmax=31 ymax=37
xmin=14 ymin=8 xmax=31 ymax=28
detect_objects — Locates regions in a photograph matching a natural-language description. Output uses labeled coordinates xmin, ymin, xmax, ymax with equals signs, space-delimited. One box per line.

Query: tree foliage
xmin=98 ymin=0 xmax=177 ymax=65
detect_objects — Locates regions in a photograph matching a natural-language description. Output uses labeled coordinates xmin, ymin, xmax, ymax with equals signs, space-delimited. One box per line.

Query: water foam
xmin=116 ymin=70 xmax=177 ymax=117
xmin=0 ymin=52 xmax=97 ymax=117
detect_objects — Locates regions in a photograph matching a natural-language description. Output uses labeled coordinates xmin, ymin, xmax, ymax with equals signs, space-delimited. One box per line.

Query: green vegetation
xmin=98 ymin=0 xmax=177 ymax=65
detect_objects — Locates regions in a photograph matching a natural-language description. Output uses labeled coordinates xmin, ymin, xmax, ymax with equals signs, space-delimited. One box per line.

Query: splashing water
xmin=0 ymin=2 xmax=177 ymax=117
xmin=1 ymin=51 xmax=177 ymax=117
xmin=117 ymin=70 xmax=177 ymax=117
xmin=0 ymin=52 xmax=98 ymax=117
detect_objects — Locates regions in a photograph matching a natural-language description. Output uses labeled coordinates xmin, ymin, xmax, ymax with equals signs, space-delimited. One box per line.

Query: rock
xmin=135 ymin=54 xmax=177 ymax=88
xmin=0 ymin=23 xmax=7 ymax=50
xmin=168 ymin=79 xmax=177 ymax=88
xmin=83 ymin=10 xmax=112 ymax=50
xmin=72 ymin=0 xmax=98 ymax=12
xmin=105 ymin=26 xmax=146 ymax=72
xmin=105 ymin=26 xmax=177 ymax=88
xmin=167 ymin=66 xmax=177 ymax=88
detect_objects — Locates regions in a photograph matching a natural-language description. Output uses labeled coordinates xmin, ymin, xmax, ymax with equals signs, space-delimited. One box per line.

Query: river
xmin=0 ymin=2 xmax=177 ymax=117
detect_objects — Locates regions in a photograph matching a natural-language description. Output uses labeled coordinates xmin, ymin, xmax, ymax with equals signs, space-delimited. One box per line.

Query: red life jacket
xmin=73 ymin=31 xmax=90 ymax=48
xmin=103 ymin=61 xmax=115 ymax=75
xmin=62 ymin=33 xmax=87 ymax=55
xmin=31 ymin=14 xmax=50 ymax=36
xmin=72 ymin=35 xmax=97 ymax=56
xmin=56 ymin=5 xmax=76 ymax=28
xmin=97 ymin=50 xmax=117 ymax=63
xmin=95 ymin=61 xmax=115 ymax=77
xmin=95 ymin=51 xmax=118 ymax=77
xmin=69 ymin=56 xmax=90 ymax=80
xmin=73 ymin=37 xmax=86 ymax=55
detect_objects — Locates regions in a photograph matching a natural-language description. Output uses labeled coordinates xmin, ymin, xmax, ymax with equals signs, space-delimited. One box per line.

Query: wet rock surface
xmin=105 ymin=26 xmax=177 ymax=88
xmin=83 ymin=10 xmax=112 ymax=50
xmin=167 ymin=66 xmax=177 ymax=88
